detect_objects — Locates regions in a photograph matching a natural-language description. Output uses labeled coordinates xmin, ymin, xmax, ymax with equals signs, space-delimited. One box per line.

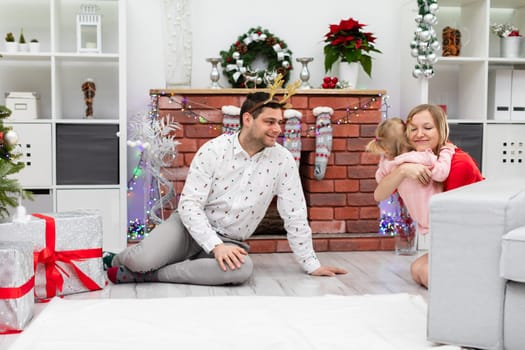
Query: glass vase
xmin=378 ymin=192 xmax=417 ymax=256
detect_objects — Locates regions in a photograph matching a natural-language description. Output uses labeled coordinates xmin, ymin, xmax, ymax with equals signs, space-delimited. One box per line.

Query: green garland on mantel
xmin=220 ymin=27 xmax=293 ymax=88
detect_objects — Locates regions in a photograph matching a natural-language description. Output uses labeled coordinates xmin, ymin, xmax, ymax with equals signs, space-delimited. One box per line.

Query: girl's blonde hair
xmin=366 ymin=117 xmax=413 ymax=158
xmin=405 ymin=104 xmax=449 ymax=152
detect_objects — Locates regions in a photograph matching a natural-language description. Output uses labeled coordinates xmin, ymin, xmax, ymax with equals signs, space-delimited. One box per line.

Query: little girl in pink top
xmin=366 ymin=118 xmax=455 ymax=234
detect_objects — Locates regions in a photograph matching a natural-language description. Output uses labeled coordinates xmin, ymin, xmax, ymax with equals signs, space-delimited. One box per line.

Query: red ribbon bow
xmin=32 ymin=214 xmax=102 ymax=299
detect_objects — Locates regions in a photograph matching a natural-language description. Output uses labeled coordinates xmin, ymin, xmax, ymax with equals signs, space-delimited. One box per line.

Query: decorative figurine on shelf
xmin=442 ymin=26 xmax=461 ymax=57
xmin=76 ymin=4 xmax=102 ymax=53
xmin=242 ymin=68 xmax=262 ymax=88
xmin=81 ymin=78 xmax=96 ymax=118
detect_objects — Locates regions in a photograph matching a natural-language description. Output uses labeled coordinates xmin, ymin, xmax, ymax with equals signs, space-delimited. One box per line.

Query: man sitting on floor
xmin=107 ymin=86 xmax=346 ymax=285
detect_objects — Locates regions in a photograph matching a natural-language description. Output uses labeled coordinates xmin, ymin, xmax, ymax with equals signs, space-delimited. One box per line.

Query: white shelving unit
xmin=401 ymin=0 xmax=525 ymax=179
xmin=0 ymin=0 xmax=127 ymax=252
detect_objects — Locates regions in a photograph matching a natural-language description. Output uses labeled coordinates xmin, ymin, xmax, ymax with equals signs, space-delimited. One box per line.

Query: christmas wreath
xmin=220 ymin=27 xmax=293 ymax=88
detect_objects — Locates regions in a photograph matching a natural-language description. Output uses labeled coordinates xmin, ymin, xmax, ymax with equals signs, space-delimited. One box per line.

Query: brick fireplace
xmin=150 ymin=88 xmax=394 ymax=252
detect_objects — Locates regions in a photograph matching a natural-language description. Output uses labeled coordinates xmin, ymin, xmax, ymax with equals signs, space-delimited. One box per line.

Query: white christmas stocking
xmin=313 ymin=106 xmax=334 ymax=180
xmin=283 ymin=109 xmax=302 ymax=168
xmin=221 ymin=105 xmax=241 ymax=134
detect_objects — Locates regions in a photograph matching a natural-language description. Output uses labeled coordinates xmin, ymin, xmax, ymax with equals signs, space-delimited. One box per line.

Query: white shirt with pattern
xmin=178 ymin=132 xmax=321 ymax=273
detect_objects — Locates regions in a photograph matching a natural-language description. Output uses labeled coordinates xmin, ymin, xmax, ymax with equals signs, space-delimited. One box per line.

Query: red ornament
xmin=322 ymin=76 xmax=340 ymax=89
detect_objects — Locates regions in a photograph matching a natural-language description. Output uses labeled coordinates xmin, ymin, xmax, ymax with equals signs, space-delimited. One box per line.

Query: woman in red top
xmin=374 ymin=104 xmax=483 ymax=287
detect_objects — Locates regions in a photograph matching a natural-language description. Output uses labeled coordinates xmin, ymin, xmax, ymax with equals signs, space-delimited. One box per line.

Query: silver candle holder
xmin=296 ymin=57 xmax=314 ymax=89
xmin=206 ymin=58 xmax=222 ymax=89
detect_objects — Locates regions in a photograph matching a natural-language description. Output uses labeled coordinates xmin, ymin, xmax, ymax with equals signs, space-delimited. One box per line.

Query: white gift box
xmin=0 ymin=210 xmax=106 ymax=300
xmin=5 ymin=92 xmax=40 ymax=120
xmin=0 ymin=241 xmax=34 ymax=333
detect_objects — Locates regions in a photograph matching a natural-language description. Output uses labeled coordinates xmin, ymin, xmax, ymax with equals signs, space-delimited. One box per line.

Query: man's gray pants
xmin=114 ymin=213 xmax=253 ymax=285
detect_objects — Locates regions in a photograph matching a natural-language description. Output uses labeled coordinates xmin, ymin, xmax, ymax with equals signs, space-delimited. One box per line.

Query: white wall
xmin=127 ymin=0 xmax=165 ymax=115
xmin=127 ymin=0 xmax=410 ymax=119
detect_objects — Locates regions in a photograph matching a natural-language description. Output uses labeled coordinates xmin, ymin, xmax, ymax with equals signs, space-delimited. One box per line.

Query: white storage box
xmin=3 ymin=123 xmax=53 ymax=187
xmin=5 ymin=92 xmax=39 ymax=120
xmin=484 ymin=124 xmax=525 ymax=179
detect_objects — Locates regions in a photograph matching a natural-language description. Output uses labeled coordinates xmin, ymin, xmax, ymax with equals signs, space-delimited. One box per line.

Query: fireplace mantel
xmin=150 ymin=88 xmax=386 ymax=96
xmin=150 ymin=88 xmax=394 ymax=252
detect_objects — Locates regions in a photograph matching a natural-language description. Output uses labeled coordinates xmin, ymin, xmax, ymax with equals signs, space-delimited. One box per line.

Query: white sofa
xmin=427 ymin=178 xmax=525 ymax=350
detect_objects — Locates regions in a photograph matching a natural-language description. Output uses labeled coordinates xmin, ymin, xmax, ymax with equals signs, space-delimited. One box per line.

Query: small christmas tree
xmin=0 ymin=105 xmax=28 ymax=219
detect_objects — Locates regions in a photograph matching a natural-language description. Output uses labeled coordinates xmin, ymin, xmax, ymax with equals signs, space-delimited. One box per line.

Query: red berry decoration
xmin=322 ymin=76 xmax=340 ymax=89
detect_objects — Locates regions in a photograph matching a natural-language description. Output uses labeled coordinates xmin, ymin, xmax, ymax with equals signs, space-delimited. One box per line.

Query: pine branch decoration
xmin=0 ymin=103 xmax=31 ymax=219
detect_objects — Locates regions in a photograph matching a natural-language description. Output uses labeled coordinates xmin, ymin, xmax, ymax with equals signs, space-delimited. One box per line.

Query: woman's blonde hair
xmin=405 ymin=104 xmax=449 ymax=151
xmin=366 ymin=117 xmax=412 ymax=158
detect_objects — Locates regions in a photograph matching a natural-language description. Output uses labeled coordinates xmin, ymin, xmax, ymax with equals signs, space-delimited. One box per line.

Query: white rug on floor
xmin=10 ymin=294 xmax=459 ymax=350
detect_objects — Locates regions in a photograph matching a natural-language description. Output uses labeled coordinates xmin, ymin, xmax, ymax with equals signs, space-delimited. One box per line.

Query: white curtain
xmin=164 ymin=0 xmax=192 ymax=87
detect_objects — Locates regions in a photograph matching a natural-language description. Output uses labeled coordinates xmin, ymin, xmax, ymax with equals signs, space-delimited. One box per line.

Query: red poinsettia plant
xmin=323 ymin=17 xmax=381 ymax=78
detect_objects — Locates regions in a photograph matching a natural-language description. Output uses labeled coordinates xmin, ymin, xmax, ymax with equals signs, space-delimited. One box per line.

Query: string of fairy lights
xmin=127 ymin=94 xmax=179 ymax=240
xmin=127 ymin=92 xmax=390 ymax=241
xmin=153 ymin=91 xmax=385 ymax=136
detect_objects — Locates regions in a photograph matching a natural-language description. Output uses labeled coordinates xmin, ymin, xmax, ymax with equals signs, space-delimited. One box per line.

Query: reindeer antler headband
xmin=246 ymin=74 xmax=301 ymax=114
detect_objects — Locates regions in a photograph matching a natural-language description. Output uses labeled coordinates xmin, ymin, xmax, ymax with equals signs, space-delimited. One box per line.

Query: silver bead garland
xmin=410 ymin=0 xmax=440 ymax=79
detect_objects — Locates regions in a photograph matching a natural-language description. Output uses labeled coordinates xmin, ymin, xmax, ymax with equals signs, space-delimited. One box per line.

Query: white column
xmin=164 ymin=0 xmax=192 ymax=88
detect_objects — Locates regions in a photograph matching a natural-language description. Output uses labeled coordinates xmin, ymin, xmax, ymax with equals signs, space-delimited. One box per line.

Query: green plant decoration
xmin=5 ymin=32 xmax=15 ymax=42
xmin=19 ymin=28 xmax=26 ymax=44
